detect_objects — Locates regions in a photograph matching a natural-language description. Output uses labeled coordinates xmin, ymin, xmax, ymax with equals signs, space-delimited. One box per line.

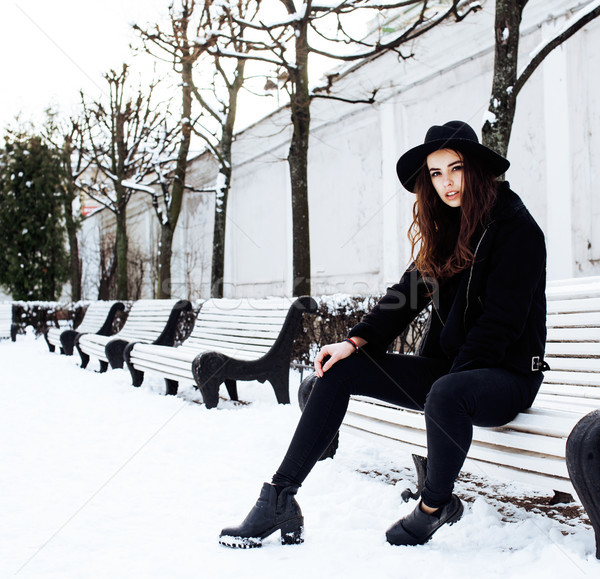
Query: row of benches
xmin=9 ymin=279 xmax=600 ymax=556
xmin=44 ymin=296 xmax=317 ymax=409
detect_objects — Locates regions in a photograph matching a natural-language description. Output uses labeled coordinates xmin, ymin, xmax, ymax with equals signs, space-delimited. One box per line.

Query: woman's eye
xmin=430 ymin=171 xmax=440 ymax=177
xmin=452 ymin=165 xmax=463 ymax=172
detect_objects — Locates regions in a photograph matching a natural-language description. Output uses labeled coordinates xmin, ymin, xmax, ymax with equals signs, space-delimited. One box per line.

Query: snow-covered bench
xmin=124 ymin=296 xmax=317 ymax=409
xmin=76 ymin=299 xmax=191 ymax=372
xmin=299 ymin=276 xmax=600 ymax=557
xmin=45 ymin=301 xmax=124 ymax=355
xmin=0 ymin=303 xmax=13 ymax=341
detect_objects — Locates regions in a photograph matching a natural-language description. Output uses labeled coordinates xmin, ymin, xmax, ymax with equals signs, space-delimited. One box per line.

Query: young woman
xmin=219 ymin=120 xmax=548 ymax=548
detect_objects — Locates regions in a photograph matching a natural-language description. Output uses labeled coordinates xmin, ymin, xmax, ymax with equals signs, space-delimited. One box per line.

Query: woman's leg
xmin=385 ymin=367 xmax=542 ymax=546
xmin=421 ymin=367 xmax=543 ymax=508
xmin=272 ymin=351 xmax=448 ymax=488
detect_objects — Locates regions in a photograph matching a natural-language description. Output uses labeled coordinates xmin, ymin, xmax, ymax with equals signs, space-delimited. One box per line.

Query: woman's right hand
xmin=314 ymin=338 xmax=366 ymax=378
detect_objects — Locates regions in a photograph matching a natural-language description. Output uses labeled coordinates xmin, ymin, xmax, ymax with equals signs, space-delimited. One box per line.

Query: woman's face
xmin=426 ymin=148 xmax=464 ymax=207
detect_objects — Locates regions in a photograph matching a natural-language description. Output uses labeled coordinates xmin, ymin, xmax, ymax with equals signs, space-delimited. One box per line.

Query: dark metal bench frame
xmin=76 ymin=299 xmax=191 ymax=372
xmin=44 ymin=302 xmax=125 ymax=355
xmin=124 ymin=296 xmax=317 ymax=409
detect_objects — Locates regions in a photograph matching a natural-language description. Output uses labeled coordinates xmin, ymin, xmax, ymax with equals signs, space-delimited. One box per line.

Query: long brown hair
xmin=408 ymin=150 xmax=499 ymax=280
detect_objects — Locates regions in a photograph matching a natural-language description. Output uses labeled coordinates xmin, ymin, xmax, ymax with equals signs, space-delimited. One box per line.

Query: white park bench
xmin=124 ymin=296 xmax=317 ymax=408
xmin=0 ymin=303 xmax=13 ymax=341
xmin=76 ymin=299 xmax=191 ymax=372
xmin=298 ymin=276 xmax=600 ymax=557
xmin=45 ymin=301 xmax=124 ymax=355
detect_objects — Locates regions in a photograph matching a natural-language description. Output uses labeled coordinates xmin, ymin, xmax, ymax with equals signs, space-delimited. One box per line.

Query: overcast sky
xmin=0 ymin=1 xmax=177 ymax=132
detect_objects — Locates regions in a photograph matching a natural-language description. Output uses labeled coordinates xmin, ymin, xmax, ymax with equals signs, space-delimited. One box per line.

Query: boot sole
xmin=219 ymin=518 xmax=304 ymax=549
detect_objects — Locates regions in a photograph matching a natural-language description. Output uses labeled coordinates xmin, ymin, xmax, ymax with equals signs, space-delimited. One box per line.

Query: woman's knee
xmin=424 ymin=373 xmax=471 ymax=417
xmin=310 ymin=356 xmax=360 ymax=398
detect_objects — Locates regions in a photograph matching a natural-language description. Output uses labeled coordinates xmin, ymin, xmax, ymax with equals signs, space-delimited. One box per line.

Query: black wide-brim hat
xmin=396 ymin=120 xmax=510 ymax=192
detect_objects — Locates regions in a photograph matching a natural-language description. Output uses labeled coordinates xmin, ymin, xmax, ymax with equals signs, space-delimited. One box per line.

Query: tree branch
xmin=515 ymin=3 xmax=600 ymax=96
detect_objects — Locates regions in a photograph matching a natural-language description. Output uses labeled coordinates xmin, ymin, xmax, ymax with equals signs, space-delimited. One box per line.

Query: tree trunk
xmin=211 ymin=59 xmax=245 ymax=299
xmin=481 ymin=0 xmax=527 ymax=157
xmin=67 ymin=219 xmax=81 ymax=301
xmin=210 ymin=165 xmax=230 ymax=298
xmin=288 ymin=23 xmax=311 ymax=297
xmin=116 ymin=206 xmax=128 ymax=300
xmin=157 ymin=222 xmax=174 ymax=298
xmin=157 ymin=58 xmax=194 ymax=299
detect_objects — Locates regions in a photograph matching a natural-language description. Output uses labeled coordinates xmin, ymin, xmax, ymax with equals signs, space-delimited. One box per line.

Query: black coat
xmin=348 ymin=183 xmax=547 ymax=376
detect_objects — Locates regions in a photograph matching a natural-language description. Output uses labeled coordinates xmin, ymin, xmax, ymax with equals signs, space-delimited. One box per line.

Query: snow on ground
xmin=1 ymin=333 xmax=598 ymax=578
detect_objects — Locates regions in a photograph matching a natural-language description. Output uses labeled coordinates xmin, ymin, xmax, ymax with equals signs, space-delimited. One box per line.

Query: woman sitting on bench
xmin=219 ymin=120 xmax=548 ymax=548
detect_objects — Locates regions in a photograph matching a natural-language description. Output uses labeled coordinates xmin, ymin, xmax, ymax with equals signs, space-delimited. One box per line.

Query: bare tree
xmin=482 ymin=0 xmax=600 ymax=156
xmin=213 ymin=0 xmax=480 ymax=296
xmin=135 ymin=0 xmax=257 ymax=298
xmin=43 ymin=110 xmax=89 ymax=301
xmin=78 ymin=64 xmax=173 ymax=299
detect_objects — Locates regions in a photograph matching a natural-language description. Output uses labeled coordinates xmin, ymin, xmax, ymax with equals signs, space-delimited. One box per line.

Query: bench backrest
xmin=76 ymin=301 xmax=122 ymax=334
xmin=0 ymin=303 xmax=12 ymax=339
xmin=183 ymin=297 xmax=296 ymax=360
xmin=114 ymin=299 xmax=182 ymax=342
xmin=542 ymin=276 xmax=600 ymax=401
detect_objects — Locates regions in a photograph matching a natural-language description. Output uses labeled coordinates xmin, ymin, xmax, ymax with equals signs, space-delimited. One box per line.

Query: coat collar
xmin=490 ymin=182 xmax=525 ymax=224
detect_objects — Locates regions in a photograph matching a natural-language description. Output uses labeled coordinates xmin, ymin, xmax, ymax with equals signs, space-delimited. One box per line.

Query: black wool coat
xmin=348 ymin=183 xmax=547 ymax=377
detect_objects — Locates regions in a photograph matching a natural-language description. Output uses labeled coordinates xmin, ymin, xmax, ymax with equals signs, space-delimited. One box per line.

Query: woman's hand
xmin=313 ymin=337 xmax=367 ymax=378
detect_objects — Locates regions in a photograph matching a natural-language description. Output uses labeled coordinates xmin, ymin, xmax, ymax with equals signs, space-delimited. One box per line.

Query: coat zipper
xmin=464 ymin=223 xmax=493 ymax=329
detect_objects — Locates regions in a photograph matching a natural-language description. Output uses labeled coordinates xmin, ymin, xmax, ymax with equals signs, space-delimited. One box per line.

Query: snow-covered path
xmin=1 ymin=334 xmax=598 ymax=578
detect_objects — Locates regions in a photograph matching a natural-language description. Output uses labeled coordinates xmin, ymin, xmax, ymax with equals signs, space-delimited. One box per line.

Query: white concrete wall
xmin=79 ymin=0 xmax=600 ymax=300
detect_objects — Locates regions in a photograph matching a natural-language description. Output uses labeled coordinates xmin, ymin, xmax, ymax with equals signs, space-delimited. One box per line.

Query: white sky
xmin=0 ymin=1 xmax=375 ymax=139
xmin=0 ymin=0 xmax=175 ymax=131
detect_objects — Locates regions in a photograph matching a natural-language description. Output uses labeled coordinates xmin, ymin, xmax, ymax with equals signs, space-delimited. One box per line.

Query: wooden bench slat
xmin=349 ymin=396 xmax=579 ymax=439
xmin=532 ymin=392 xmax=600 ymax=413
xmin=547 ymin=311 xmax=600 ymax=327
xmin=545 ymin=342 xmax=600 ymax=356
xmin=188 ymin=331 xmax=275 ymax=349
xmin=546 ymin=327 xmax=600 ymax=341
xmin=547 ymin=297 xmax=600 ymax=314
xmin=545 ymin=357 xmax=600 ymax=372
xmin=200 ymin=307 xmax=289 ymax=318
xmin=343 ymin=412 xmax=570 ymax=478
xmin=190 ymin=322 xmax=282 ymax=338
xmin=187 ymin=338 xmax=268 ymax=357
xmin=191 ymin=318 xmax=286 ymax=334
xmin=539 ymin=381 xmax=600 ymax=397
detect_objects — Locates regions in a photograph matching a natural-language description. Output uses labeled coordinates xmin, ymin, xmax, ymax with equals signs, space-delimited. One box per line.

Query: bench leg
xmin=225 ymin=379 xmax=238 ymax=401
xmin=566 ymin=409 xmax=600 ymax=559
xmin=77 ymin=346 xmax=90 ymax=369
xmin=129 ymin=368 xmax=144 ymax=387
xmin=43 ymin=332 xmax=55 ymax=353
xmin=269 ymin=368 xmax=290 ymax=405
xmin=401 ymin=455 xmax=428 ymax=502
xmin=98 ymin=360 xmax=109 ymax=373
xmin=165 ymin=379 xmax=179 ymax=396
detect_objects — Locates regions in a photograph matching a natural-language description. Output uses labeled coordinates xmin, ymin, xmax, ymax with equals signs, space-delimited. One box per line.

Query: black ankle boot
xmin=219 ymin=483 xmax=304 ymax=548
xmin=386 ymin=495 xmax=464 ymax=546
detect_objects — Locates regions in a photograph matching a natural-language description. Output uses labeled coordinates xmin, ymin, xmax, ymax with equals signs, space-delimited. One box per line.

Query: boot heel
xmin=280 ymin=518 xmax=304 ymax=545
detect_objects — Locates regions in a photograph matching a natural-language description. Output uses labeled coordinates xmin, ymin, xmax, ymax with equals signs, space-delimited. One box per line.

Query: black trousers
xmin=272 ymin=351 xmax=543 ymax=508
